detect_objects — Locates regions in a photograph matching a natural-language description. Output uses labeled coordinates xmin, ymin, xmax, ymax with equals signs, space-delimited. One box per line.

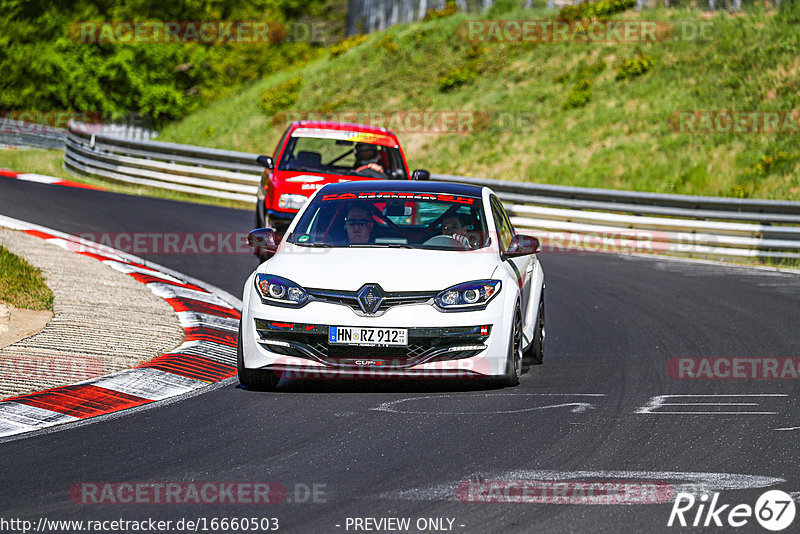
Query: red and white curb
xmin=0 ymin=214 xmax=242 ymax=439
xmin=0 ymin=168 xmax=104 ymax=191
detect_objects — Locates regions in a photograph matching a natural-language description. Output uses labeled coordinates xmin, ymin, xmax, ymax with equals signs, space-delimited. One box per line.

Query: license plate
xmin=328 ymin=326 xmax=408 ymax=346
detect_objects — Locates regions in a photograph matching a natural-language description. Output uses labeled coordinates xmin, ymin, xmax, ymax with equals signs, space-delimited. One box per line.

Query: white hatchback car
xmin=239 ymin=181 xmax=545 ymax=388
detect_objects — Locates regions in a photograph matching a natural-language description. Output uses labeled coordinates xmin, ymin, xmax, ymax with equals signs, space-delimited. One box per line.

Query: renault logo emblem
xmin=356 ymin=284 xmax=384 ymax=314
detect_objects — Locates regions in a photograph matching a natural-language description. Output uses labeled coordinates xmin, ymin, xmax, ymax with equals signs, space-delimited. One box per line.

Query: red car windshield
xmin=278 ymin=134 xmax=407 ymax=179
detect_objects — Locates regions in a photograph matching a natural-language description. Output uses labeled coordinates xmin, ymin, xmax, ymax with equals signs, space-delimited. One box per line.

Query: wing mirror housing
xmin=503 ymin=234 xmax=541 ymax=258
xmin=412 ymin=169 xmax=430 ymax=181
xmin=256 ymin=155 xmax=274 ymax=169
xmin=248 ymin=228 xmax=278 ymax=255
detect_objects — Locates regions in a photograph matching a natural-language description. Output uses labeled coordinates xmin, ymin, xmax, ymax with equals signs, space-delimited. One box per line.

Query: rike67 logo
xmin=668 ymin=490 xmax=796 ymax=531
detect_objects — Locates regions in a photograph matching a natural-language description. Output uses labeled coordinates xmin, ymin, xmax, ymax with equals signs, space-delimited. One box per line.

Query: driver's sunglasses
xmin=345 ymin=218 xmax=370 ymax=227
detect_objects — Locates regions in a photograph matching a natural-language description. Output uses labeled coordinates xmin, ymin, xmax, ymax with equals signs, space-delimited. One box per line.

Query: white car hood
xmin=260 ymin=244 xmax=499 ymax=292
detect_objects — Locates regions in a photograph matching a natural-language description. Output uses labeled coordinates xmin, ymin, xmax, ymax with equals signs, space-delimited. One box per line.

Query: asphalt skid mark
xmin=371 ymin=393 xmax=607 ymax=415
xmin=377 ymin=470 xmax=787 ymax=505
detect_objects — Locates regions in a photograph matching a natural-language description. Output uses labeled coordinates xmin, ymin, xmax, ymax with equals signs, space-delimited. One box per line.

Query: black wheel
xmin=254 ymin=201 xmax=265 ymax=229
xmin=499 ymin=306 xmax=523 ymax=388
xmin=525 ymin=292 xmax=545 ymax=366
xmin=237 ymin=321 xmax=280 ymax=390
xmin=253 ymin=203 xmax=273 ymax=263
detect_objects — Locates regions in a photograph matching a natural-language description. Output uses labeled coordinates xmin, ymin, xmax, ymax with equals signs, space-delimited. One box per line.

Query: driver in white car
xmin=344 ymin=203 xmax=375 ymax=244
xmin=442 ymin=213 xmax=473 ymax=248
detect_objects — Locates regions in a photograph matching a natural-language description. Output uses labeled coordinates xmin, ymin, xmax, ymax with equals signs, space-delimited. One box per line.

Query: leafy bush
xmin=563 ymin=78 xmax=593 ymax=109
xmin=0 ymin=0 xmax=336 ymax=127
xmin=328 ymin=34 xmax=368 ymax=57
xmin=378 ymin=35 xmax=399 ymax=55
xmin=487 ymin=0 xmax=524 ymax=16
xmin=778 ymin=0 xmax=800 ymax=24
xmin=577 ymin=60 xmax=606 ymax=78
xmin=557 ymin=61 xmax=603 ymax=109
xmin=437 ymin=65 xmax=477 ymax=92
xmin=258 ymin=77 xmax=303 ymax=116
xmin=615 ymin=53 xmax=656 ymax=80
xmin=423 ymin=1 xmax=459 ymax=21
xmin=558 ymin=0 xmax=636 ymax=22
xmin=746 ymin=149 xmax=798 ymax=176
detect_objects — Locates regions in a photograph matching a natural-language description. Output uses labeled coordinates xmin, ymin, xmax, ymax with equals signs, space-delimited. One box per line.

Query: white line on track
xmin=635 ymin=394 xmax=789 ymax=415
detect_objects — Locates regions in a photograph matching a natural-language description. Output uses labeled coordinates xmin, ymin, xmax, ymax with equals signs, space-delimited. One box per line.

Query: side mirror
xmin=504 ymin=234 xmax=541 ymax=258
xmin=412 ymin=169 xmax=430 ymax=181
xmin=248 ymin=228 xmax=278 ymax=255
xmin=256 ymin=155 xmax=274 ymax=169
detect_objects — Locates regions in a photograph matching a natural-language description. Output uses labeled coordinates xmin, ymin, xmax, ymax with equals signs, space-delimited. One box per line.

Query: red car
xmin=254 ymin=121 xmax=428 ymax=250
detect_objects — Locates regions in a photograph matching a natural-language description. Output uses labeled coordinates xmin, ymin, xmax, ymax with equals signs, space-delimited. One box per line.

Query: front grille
xmin=254 ymin=319 xmax=489 ymax=368
xmin=307 ymin=285 xmax=436 ymax=316
xmin=324 ymin=343 xmax=430 ymax=360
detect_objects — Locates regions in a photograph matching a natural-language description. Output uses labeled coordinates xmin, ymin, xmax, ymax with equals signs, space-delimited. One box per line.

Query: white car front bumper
xmin=240 ymin=279 xmax=513 ymax=380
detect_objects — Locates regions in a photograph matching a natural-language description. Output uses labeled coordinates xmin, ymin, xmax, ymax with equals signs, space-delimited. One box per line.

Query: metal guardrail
xmin=64 ymin=121 xmax=800 ymax=260
xmin=1 ymin=120 xmax=156 ymax=150
xmin=65 ymin=122 xmax=261 ymax=203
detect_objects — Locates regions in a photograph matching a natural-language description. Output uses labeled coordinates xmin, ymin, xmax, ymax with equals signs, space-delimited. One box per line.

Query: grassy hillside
xmin=158 ymin=3 xmax=800 ymax=200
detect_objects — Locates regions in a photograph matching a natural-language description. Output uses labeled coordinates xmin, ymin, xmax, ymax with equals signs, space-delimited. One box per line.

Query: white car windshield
xmin=288 ymin=192 xmax=490 ymax=250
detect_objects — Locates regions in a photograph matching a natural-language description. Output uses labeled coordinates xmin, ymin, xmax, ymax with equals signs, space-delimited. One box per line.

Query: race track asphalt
xmin=1 ymin=176 xmax=798 ymax=534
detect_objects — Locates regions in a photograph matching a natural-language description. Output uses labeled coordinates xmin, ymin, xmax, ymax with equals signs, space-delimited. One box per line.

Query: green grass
xmin=0 ymin=246 xmax=54 ymax=311
xmin=0 ymin=148 xmax=252 ymax=210
xmin=157 ymin=3 xmax=800 ymax=201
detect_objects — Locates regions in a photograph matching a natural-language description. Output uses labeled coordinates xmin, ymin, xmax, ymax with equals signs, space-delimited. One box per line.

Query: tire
xmin=254 ymin=201 xmax=265 ymax=229
xmin=253 ymin=203 xmax=273 ymax=263
xmin=498 ymin=306 xmax=523 ymax=388
xmin=525 ymin=293 xmax=545 ymax=366
xmin=237 ymin=321 xmax=280 ymax=390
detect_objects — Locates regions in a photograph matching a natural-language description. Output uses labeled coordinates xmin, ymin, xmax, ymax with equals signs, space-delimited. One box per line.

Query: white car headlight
xmin=278 ymin=194 xmax=308 ymax=210
xmin=255 ymin=274 xmax=308 ymax=307
xmin=435 ymin=280 xmax=501 ymax=311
